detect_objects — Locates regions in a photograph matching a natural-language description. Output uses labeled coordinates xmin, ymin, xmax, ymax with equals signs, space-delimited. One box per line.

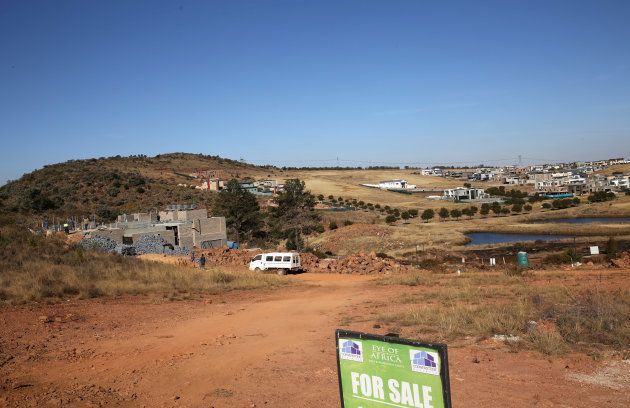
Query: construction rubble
xmin=196 ymin=248 xmax=409 ymax=274
xmin=611 ymin=251 xmax=630 ymax=268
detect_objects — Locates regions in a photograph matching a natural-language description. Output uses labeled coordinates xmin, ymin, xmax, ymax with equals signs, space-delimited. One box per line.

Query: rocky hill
xmin=0 ymin=153 xmax=272 ymax=221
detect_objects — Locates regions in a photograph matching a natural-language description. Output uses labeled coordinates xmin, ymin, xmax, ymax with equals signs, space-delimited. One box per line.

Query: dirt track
xmin=1 ymin=273 xmax=628 ymax=407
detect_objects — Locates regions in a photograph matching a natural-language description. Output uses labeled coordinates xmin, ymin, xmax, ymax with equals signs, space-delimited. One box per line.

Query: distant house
xmin=373 ymin=179 xmax=416 ymax=189
xmin=443 ymin=187 xmax=488 ymax=201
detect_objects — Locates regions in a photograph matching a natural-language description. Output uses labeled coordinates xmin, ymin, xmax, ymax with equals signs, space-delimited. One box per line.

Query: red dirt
xmin=1 ymin=272 xmax=628 ymax=407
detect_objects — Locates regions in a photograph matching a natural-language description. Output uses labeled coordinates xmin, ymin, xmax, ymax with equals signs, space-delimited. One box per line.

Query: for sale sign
xmin=336 ymin=330 xmax=452 ymax=408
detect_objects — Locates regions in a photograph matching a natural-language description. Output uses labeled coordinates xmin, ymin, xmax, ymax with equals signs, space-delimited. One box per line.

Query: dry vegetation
xmin=0 ymin=225 xmax=287 ymax=304
xmin=374 ymin=270 xmax=630 ymax=356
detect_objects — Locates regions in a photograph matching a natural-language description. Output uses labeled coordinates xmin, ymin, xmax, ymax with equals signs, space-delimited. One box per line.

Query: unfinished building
xmin=95 ymin=206 xmax=227 ymax=249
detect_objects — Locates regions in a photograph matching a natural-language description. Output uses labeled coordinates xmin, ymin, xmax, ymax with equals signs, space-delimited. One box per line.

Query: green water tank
xmin=517 ymin=251 xmax=529 ymax=267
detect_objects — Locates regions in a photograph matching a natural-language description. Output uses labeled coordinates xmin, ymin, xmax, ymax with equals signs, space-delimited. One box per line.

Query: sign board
xmin=589 ymin=246 xmax=599 ymax=255
xmin=336 ymin=330 xmax=452 ymax=408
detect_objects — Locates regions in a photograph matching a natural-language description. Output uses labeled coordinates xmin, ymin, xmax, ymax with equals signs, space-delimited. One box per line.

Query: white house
xmin=378 ymin=179 xmax=416 ymax=189
xmin=443 ymin=187 xmax=488 ymax=201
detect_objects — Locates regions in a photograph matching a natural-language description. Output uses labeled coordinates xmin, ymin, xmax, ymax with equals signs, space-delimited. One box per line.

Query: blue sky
xmin=1 ymin=0 xmax=630 ymax=184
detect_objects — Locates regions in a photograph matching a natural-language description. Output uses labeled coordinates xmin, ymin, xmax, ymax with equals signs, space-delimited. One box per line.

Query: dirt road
xmin=1 ymin=273 xmax=628 ymax=407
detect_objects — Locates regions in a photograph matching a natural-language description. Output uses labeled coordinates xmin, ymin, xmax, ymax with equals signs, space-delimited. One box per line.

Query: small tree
xmin=572 ymin=197 xmax=580 ymax=205
xmin=464 ymin=182 xmax=472 ymax=188
xmin=317 ymin=194 xmax=324 ymax=202
xmin=501 ymin=207 xmax=511 ymax=216
xmin=408 ymin=209 xmax=418 ymax=218
xmin=491 ymin=201 xmax=502 ymax=215
xmin=511 ymin=203 xmax=523 ymax=213
xmin=469 ymin=206 xmax=478 ymax=217
xmin=401 ymin=211 xmax=410 ymax=221
xmin=438 ymin=207 xmax=450 ymax=221
xmin=605 ymin=237 xmax=618 ymax=259
xmin=328 ymin=195 xmax=334 ymax=200
xmin=523 ymin=204 xmax=532 ymax=212
xmin=451 ymin=209 xmax=462 ymax=220
xmin=385 ymin=214 xmax=398 ymax=224
xmin=542 ymin=202 xmax=552 ymax=209
xmin=421 ymin=209 xmax=435 ymax=223
xmin=462 ymin=207 xmax=472 ymax=218
xmin=479 ymin=203 xmax=489 ymax=215
xmin=329 ymin=221 xmax=338 ymax=230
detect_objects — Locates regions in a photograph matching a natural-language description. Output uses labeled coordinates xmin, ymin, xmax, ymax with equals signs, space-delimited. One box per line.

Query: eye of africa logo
xmin=339 ymin=339 xmax=363 ymax=362
xmin=409 ymin=350 xmax=439 ymax=375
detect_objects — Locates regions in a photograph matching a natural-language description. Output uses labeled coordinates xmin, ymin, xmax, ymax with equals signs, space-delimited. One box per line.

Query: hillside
xmin=0 ymin=153 xmax=269 ymax=222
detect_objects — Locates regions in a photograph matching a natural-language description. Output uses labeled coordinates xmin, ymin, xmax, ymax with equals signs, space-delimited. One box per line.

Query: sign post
xmin=336 ymin=330 xmax=452 ymax=408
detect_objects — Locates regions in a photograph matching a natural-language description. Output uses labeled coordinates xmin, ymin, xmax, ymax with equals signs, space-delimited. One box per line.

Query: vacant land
xmin=289 ymin=169 xmax=496 ymax=209
xmin=312 ymin=195 xmax=630 ymax=255
xmin=1 ymin=268 xmax=628 ymax=407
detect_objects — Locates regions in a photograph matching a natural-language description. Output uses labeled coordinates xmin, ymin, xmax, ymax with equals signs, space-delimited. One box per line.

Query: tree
xmin=408 ymin=209 xmax=418 ymax=218
xmin=385 ymin=214 xmax=398 ymax=224
xmin=523 ymin=204 xmax=532 ymax=212
xmin=480 ymin=203 xmax=490 ymax=216
xmin=450 ymin=209 xmax=462 ymax=220
xmin=464 ymin=182 xmax=472 ymax=188
xmin=401 ymin=211 xmax=410 ymax=220
xmin=317 ymin=194 xmax=324 ymax=202
xmin=469 ymin=206 xmax=478 ymax=217
xmin=421 ymin=209 xmax=435 ymax=223
xmin=461 ymin=207 xmax=472 ymax=218
xmin=329 ymin=221 xmax=338 ymax=230
xmin=542 ymin=202 xmax=552 ymax=209
xmin=588 ymin=191 xmax=616 ymax=203
xmin=328 ymin=195 xmax=334 ymax=200
xmin=212 ymin=179 xmax=262 ymax=242
xmin=269 ymin=178 xmax=320 ymax=250
xmin=511 ymin=203 xmax=523 ymax=213
xmin=438 ymin=207 xmax=450 ymax=221
xmin=491 ymin=202 xmax=502 ymax=216
xmin=501 ymin=207 xmax=510 ymax=216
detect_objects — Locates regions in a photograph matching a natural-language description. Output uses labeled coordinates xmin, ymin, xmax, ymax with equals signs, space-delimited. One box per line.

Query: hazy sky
xmin=1 ymin=0 xmax=630 ymax=184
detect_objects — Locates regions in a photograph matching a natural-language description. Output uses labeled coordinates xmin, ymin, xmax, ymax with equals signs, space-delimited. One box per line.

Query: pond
xmin=529 ymin=217 xmax=630 ymax=224
xmin=465 ymin=232 xmax=572 ymax=246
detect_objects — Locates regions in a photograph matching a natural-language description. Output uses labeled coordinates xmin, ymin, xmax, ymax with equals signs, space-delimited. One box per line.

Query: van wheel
xmin=254 ymin=267 xmax=261 ymax=273
xmin=277 ymin=269 xmax=286 ymax=276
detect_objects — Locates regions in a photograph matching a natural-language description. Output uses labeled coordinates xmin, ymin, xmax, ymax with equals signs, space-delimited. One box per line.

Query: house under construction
xmin=93 ymin=205 xmax=227 ymax=249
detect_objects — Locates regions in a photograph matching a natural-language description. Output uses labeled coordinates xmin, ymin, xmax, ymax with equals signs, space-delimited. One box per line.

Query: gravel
xmin=80 ymin=234 xmax=189 ymax=256
xmin=79 ymin=236 xmax=118 ymax=252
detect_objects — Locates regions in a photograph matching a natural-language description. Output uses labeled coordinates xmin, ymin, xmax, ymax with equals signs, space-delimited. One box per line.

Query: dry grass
xmin=0 ymin=227 xmax=287 ymax=304
xmin=376 ymin=269 xmax=629 ymax=355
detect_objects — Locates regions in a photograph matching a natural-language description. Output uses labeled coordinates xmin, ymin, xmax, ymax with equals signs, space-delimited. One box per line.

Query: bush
xmin=588 ymin=191 xmax=615 ymax=203
xmin=343 ymin=220 xmax=354 ymax=226
xmin=329 ymin=221 xmax=338 ymax=230
xmin=385 ymin=214 xmax=398 ymax=224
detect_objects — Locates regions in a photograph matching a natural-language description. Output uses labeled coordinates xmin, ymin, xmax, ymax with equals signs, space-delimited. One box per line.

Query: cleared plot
xmin=285 ymin=169 xmax=496 ymax=209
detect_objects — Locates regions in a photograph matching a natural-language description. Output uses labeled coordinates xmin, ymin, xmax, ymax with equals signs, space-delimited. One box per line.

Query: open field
xmin=286 ymin=169 xmax=498 ymax=209
xmin=1 ymin=268 xmax=628 ymax=407
xmin=312 ymin=195 xmax=630 ymax=255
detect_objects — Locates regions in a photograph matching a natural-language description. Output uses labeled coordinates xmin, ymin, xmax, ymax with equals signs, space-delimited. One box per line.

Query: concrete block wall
xmin=129 ymin=229 xmax=176 ymax=246
xmin=92 ymin=229 xmax=124 ymax=243
xmin=179 ymin=209 xmax=208 ymax=221
xmin=177 ymin=224 xmax=194 ymax=249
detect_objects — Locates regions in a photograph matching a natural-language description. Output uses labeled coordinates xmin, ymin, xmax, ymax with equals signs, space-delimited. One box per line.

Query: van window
xmin=274 ymin=256 xmax=282 ymax=262
xmin=283 ymin=256 xmax=291 ymax=262
xmin=253 ymin=255 xmax=261 ymax=261
xmin=265 ymin=256 xmax=273 ymax=262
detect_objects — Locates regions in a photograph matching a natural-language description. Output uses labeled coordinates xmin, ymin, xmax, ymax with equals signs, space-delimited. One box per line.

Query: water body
xmin=529 ymin=217 xmax=630 ymax=224
xmin=465 ymin=233 xmax=571 ymax=246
